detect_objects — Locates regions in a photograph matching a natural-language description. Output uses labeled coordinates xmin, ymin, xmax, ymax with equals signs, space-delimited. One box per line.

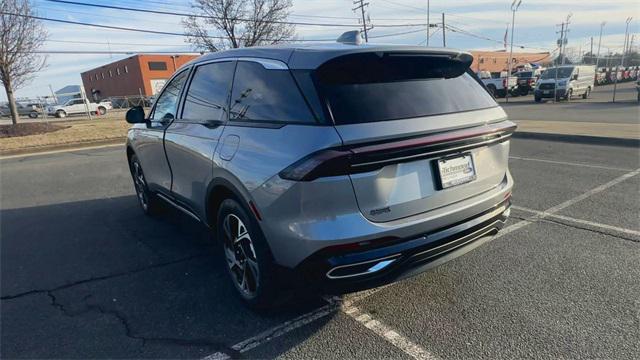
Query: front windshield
xmin=541 ymin=67 xmax=574 ymax=79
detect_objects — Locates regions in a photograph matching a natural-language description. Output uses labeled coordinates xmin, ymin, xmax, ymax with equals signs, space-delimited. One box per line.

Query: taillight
xmin=279 ymin=121 xmax=517 ymax=182
xmin=279 ymin=149 xmax=352 ymax=181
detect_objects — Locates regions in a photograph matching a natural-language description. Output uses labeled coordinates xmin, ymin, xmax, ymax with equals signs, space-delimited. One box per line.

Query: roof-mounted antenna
xmin=337 ymin=30 xmax=364 ymax=45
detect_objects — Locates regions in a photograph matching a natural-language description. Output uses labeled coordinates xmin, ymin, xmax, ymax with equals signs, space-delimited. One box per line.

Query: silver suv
xmin=126 ymin=42 xmax=515 ymax=308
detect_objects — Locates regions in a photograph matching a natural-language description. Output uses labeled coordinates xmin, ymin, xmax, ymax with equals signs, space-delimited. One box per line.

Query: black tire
xmin=486 ymin=85 xmax=496 ymax=98
xmin=534 ymin=96 xmax=542 ymax=103
xmin=28 ymin=111 xmax=39 ymax=119
xmin=55 ymin=110 xmax=66 ymax=118
xmin=97 ymin=106 xmax=107 ymax=115
xmin=217 ymin=198 xmax=281 ymax=310
xmin=129 ymin=154 xmax=159 ymax=215
xmin=582 ymin=87 xmax=590 ymax=99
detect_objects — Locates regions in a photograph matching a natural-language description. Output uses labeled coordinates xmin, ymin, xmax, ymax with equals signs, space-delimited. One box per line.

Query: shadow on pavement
xmin=1 ymin=195 xmax=332 ymax=359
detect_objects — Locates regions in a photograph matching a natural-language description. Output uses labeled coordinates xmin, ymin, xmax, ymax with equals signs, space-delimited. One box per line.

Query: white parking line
xmin=495 ymin=168 xmax=640 ymax=240
xmin=512 ymin=205 xmax=640 ymax=237
xmin=200 ymin=288 xmax=385 ymax=359
xmin=201 ymin=168 xmax=640 ymax=360
xmin=509 ymin=156 xmax=633 ymax=172
xmin=341 ymin=303 xmax=439 ymax=360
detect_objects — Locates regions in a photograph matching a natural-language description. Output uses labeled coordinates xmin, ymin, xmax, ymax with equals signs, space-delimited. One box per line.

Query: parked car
xmin=125 ymin=41 xmax=515 ymax=309
xmin=534 ymin=65 xmax=595 ymax=102
xmin=477 ymin=70 xmax=518 ymax=98
xmin=515 ymin=69 xmax=541 ymax=95
xmin=47 ymin=98 xmax=109 ymax=118
xmin=0 ymin=102 xmax=45 ymax=118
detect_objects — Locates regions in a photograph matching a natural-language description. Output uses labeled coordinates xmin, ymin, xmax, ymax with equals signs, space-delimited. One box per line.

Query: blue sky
xmin=4 ymin=0 xmax=639 ymax=100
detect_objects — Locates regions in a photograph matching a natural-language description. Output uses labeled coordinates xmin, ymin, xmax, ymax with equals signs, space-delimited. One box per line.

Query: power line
xmin=46 ymin=39 xmax=191 ymax=47
xmin=43 ymin=0 xmax=427 ymax=28
xmin=0 ymin=12 xmax=339 ymax=41
xmin=20 ymin=50 xmax=202 ymax=54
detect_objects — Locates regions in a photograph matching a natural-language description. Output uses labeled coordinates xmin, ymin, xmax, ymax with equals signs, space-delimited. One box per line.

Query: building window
xmin=479 ymin=58 xmax=484 ymax=64
xmin=117 ymin=67 xmax=121 ymax=75
xmin=101 ymin=72 xmax=104 ymax=79
xmin=90 ymin=74 xmax=93 ymax=81
xmin=148 ymin=61 xmax=168 ymax=71
xmin=125 ymin=65 xmax=128 ymax=73
xmin=109 ymin=70 xmax=113 ymax=77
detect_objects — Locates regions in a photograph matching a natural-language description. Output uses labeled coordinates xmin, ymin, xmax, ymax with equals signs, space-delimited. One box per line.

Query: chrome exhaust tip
xmin=326 ymin=255 xmax=399 ymax=279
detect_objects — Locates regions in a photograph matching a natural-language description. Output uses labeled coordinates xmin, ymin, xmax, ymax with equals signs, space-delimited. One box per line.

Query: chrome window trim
xmin=236 ymin=57 xmax=289 ymax=70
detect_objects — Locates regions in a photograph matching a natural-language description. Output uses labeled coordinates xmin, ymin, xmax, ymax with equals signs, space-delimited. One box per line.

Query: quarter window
xmin=229 ymin=61 xmax=315 ymax=123
xmin=182 ymin=61 xmax=235 ymax=121
xmin=150 ymin=70 xmax=189 ymax=125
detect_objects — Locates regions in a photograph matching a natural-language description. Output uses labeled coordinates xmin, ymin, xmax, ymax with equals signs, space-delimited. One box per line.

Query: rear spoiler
xmin=315 ymin=51 xmax=474 ymax=84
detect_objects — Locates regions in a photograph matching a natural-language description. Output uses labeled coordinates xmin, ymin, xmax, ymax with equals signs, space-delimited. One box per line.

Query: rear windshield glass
xmin=517 ymin=72 xmax=532 ymax=77
xmin=309 ymin=52 xmax=496 ymax=125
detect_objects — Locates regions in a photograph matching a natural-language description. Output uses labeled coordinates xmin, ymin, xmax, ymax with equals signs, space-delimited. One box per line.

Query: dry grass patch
xmin=0 ymin=118 xmax=129 ymax=154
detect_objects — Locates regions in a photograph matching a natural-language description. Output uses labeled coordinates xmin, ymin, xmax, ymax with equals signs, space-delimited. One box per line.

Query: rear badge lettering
xmin=370 ymin=207 xmax=391 ymax=216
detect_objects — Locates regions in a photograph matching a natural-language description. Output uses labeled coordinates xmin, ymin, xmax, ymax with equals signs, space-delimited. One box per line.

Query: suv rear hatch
xmin=288 ymin=50 xmax=515 ymax=222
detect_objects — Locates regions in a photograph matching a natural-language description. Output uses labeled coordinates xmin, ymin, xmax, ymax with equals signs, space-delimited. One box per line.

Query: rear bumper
xmin=297 ymin=199 xmax=511 ymax=293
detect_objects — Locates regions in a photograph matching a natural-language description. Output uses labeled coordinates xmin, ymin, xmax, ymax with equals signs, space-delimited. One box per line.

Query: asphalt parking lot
xmin=2 ymin=130 xmax=639 ymax=359
xmin=498 ymin=82 xmax=639 ymax=125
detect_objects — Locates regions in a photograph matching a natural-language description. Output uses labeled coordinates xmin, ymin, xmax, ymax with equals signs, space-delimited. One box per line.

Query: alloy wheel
xmin=132 ymin=160 xmax=148 ymax=211
xmin=222 ymin=214 xmax=259 ymax=298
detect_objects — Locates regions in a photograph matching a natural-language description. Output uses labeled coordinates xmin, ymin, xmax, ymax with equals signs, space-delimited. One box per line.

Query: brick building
xmin=80 ymin=54 xmax=199 ymax=100
xmin=469 ymin=51 xmax=552 ymax=73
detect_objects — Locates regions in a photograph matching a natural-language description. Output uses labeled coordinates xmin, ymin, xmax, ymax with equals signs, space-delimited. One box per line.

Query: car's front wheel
xmin=29 ymin=111 xmax=39 ymax=119
xmin=217 ymin=198 xmax=280 ymax=309
xmin=55 ymin=110 xmax=66 ymax=118
xmin=97 ymin=106 xmax=107 ymax=115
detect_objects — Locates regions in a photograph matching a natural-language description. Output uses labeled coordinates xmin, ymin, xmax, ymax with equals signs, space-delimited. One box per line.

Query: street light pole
xmin=595 ymin=22 xmax=605 ymax=67
xmin=505 ymin=0 xmax=521 ymax=103
xmin=426 ymin=0 xmax=430 ymax=46
xmin=613 ymin=17 xmax=632 ymax=103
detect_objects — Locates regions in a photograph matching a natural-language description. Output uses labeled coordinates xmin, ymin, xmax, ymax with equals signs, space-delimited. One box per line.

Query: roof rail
xmin=336 ymin=30 xmax=363 ymax=45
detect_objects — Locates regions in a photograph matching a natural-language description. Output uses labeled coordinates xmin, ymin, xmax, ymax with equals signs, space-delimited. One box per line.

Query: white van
xmin=534 ymin=65 xmax=595 ymax=102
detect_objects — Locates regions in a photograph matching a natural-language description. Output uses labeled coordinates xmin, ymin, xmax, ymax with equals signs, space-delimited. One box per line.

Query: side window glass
xmin=150 ymin=70 xmax=189 ymax=126
xmin=229 ymin=61 xmax=315 ymax=123
xmin=182 ymin=61 xmax=235 ymax=122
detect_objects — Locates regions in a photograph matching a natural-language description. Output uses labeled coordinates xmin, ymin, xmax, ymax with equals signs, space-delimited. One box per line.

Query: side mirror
xmin=572 ymin=74 xmax=578 ymax=80
xmin=126 ymin=106 xmax=146 ymax=124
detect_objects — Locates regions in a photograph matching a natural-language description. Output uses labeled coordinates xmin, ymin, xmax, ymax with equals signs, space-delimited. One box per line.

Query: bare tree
xmin=183 ymin=0 xmax=295 ymax=52
xmin=0 ymin=0 xmax=47 ymax=125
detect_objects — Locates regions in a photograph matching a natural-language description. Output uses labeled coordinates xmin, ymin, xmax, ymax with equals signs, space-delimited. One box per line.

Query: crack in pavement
xmin=45 ymin=291 xmax=233 ymax=353
xmin=1 ymin=254 xmax=206 ymax=301
xmin=510 ymin=215 xmax=640 ymax=243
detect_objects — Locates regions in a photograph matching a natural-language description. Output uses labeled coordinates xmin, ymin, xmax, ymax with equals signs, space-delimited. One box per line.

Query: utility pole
xmin=613 ymin=17 xmax=633 ymax=103
xmin=505 ymin=0 xmax=522 ymax=103
xmin=590 ymin=37 xmax=593 ymax=64
xmin=352 ymin=0 xmax=372 ymax=42
xmin=554 ymin=14 xmax=571 ymax=102
xmin=596 ymin=22 xmax=605 ymax=67
xmin=426 ymin=0 xmax=430 ymax=46
xmin=442 ymin=13 xmax=446 ymax=47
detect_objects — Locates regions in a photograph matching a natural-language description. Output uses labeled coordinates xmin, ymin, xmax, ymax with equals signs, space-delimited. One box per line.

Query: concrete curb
xmin=513 ymin=132 xmax=640 ymax=148
xmin=0 ymin=138 xmax=126 ymax=157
